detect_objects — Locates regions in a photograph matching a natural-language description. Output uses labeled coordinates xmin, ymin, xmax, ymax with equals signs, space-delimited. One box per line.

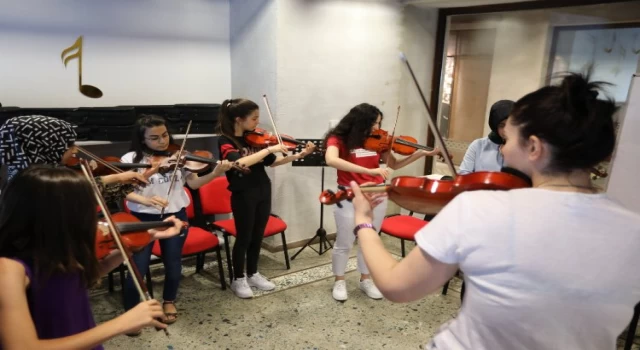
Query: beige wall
xmin=483 ymin=11 xmax=551 ymax=136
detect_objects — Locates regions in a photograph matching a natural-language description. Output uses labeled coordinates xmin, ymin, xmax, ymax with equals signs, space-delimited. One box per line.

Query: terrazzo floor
xmin=89 ymin=235 xmax=640 ymax=349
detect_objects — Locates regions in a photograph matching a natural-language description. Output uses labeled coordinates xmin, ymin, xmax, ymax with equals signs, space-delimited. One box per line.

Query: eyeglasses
xmin=145 ymin=133 xmax=169 ymax=142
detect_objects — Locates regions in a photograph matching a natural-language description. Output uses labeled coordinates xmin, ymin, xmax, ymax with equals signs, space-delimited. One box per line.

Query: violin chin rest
xmin=499 ymin=167 xmax=532 ymax=186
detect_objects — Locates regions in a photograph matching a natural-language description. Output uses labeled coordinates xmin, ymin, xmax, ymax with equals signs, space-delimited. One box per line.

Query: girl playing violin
xmin=350 ymin=72 xmax=640 ymax=350
xmin=323 ymin=103 xmax=441 ymax=301
xmin=120 ymin=114 xmax=233 ymax=329
xmin=0 ymin=165 xmax=184 ymax=350
xmin=0 ymin=115 xmax=154 ymax=206
xmin=216 ymin=98 xmax=315 ymax=299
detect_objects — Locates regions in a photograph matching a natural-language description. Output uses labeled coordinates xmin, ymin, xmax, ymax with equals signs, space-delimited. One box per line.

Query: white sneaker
xmin=359 ymin=279 xmax=383 ymax=300
xmin=332 ymin=280 xmax=348 ymax=301
xmin=231 ymin=277 xmax=253 ymax=298
xmin=247 ymin=272 xmax=275 ymax=291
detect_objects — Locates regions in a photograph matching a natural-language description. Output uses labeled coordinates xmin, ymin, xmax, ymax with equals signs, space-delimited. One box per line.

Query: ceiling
xmin=400 ymin=0 xmax=539 ymax=8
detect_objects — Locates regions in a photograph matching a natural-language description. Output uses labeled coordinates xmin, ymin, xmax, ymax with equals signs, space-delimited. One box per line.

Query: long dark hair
xmin=0 ymin=165 xmax=100 ymax=287
xmin=215 ymin=99 xmax=259 ymax=148
xmin=323 ymin=103 xmax=383 ymax=151
xmin=510 ymin=70 xmax=617 ymax=173
xmin=129 ymin=114 xmax=176 ymax=162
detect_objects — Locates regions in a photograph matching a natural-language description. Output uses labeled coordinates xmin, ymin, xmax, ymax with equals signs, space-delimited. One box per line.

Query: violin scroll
xmin=319 ymin=185 xmax=353 ymax=208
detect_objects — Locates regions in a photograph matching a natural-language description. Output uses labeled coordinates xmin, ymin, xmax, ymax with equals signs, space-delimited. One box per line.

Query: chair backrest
xmin=184 ymin=187 xmax=196 ymax=219
xmin=198 ymin=176 xmax=232 ymax=215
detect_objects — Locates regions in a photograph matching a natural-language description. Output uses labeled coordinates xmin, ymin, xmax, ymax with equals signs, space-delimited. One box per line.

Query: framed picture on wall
xmin=547 ymin=23 xmax=640 ymax=103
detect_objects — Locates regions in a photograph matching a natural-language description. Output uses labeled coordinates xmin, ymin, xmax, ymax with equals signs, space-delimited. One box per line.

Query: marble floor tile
xmin=89 ymin=234 xmax=637 ymax=349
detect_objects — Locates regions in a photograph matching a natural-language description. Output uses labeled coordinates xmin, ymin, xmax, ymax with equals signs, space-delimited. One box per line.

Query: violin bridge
xmin=97 ymin=222 xmax=110 ymax=236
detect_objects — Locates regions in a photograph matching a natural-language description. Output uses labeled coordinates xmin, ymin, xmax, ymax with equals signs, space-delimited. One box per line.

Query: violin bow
xmin=161 ymin=120 xmax=192 ymax=218
xmin=399 ymin=52 xmax=457 ymax=178
xmin=75 ymin=146 xmax=150 ymax=186
xmin=385 ymin=105 xmax=401 ymax=173
xmin=76 ymin=147 xmax=123 ymax=174
xmin=262 ymin=94 xmax=285 ymax=150
xmin=78 ymin=159 xmax=169 ymax=337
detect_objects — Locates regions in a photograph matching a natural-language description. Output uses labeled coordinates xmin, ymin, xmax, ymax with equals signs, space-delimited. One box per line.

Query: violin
xmin=151 ymin=144 xmax=250 ymax=174
xmin=364 ymin=129 xmax=437 ymax=156
xmin=244 ymin=127 xmax=306 ymax=151
xmin=66 ymin=156 xmax=152 ymax=176
xmin=78 ymin=159 xmax=169 ymax=336
xmin=320 ymin=169 xmax=531 ymax=215
xmin=95 ymin=212 xmax=180 ymax=259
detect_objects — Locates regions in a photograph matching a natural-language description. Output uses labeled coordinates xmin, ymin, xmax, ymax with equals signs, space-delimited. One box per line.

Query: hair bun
xmin=510 ymin=70 xmax=617 ymax=173
xmin=559 ymin=70 xmax=610 ymax=121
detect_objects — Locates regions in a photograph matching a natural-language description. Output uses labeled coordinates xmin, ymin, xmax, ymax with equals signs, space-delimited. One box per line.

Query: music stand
xmin=290 ymin=139 xmax=333 ymax=259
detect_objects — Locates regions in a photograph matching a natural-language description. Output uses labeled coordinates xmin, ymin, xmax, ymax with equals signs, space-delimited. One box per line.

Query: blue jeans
xmin=123 ymin=208 xmax=188 ymax=311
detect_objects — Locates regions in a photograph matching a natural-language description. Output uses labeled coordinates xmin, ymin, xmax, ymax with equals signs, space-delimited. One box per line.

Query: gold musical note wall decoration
xmin=61 ymin=36 xmax=103 ymax=98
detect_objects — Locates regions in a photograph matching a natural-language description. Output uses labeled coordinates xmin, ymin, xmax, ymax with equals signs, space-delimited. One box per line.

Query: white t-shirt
xmin=416 ymin=188 xmax=640 ymax=350
xmin=121 ymin=151 xmax=191 ymax=214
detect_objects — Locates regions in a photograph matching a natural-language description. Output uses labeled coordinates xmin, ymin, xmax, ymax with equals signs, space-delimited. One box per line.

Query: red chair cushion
xmin=211 ymin=218 xmax=237 ymax=236
xmin=152 ymin=227 xmax=219 ymax=257
xmin=199 ymin=177 xmax=232 ymax=215
xmin=183 ymin=188 xmax=195 ymax=219
xmin=264 ymin=216 xmax=287 ymax=237
xmin=211 ymin=215 xmax=287 ymax=238
xmin=380 ymin=215 xmax=428 ymax=241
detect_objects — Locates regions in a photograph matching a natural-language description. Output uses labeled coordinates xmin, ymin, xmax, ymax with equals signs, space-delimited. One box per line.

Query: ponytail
xmin=216 ymin=98 xmax=259 ymax=149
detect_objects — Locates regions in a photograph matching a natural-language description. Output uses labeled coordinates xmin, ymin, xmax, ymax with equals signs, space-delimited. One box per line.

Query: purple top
xmin=5 ymin=258 xmax=103 ymax=350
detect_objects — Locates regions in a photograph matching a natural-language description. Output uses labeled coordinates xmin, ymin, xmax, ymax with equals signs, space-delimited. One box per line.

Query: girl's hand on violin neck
xmin=268 ymin=144 xmax=289 ymax=155
xmin=298 ymin=141 xmax=316 ymax=157
xmin=367 ymin=167 xmax=392 ymax=180
xmin=142 ymin=196 xmax=169 ymax=210
xmin=214 ymin=160 xmax=235 ymax=175
xmin=216 ymin=159 xmax=233 ymax=172
xmin=148 ymin=215 xmax=185 ymax=240
xmin=144 ymin=162 xmax=161 ymax=178
xmin=421 ymin=147 xmax=442 ymax=157
xmin=117 ymin=299 xmax=167 ymax=334
xmin=112 ymin=171 xmax=150 ymax=185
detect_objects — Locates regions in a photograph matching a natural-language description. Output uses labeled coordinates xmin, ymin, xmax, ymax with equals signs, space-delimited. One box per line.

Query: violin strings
xmin=162 ymin=120 xmax=192 ymax=217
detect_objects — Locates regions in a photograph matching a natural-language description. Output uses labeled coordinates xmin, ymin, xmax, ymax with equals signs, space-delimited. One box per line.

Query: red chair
xmin=379 ymin=212 xmax=429 ymax=257
xmin=150 ymin=188 xmax=226 ymax=290
xmin=107 ymin=188 xmax=226 ymax=300
xmin=199 ymin=177 xmax=290 ymax=284
xmin=380 ymin=212 xmax=460 ymax=298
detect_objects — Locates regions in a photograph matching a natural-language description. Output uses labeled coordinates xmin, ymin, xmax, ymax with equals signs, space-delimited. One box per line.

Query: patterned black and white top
xmin=0 ymin=115 xmax=77 ymax=180
xmin=0 ymin=115 xmax=133 ymax=202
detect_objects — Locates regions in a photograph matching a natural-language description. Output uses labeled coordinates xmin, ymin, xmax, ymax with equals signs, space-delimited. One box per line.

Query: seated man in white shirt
xmin=458 ymin=100 xmax=514 ymax=174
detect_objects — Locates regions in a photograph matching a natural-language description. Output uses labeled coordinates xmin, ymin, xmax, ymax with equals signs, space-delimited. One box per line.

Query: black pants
xmin=231 ymin=185 xmax=271 ymax=279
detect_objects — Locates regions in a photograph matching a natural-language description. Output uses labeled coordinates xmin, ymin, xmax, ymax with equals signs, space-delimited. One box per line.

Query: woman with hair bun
xmin=349 ymin=71 xmax=640 ymax=350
